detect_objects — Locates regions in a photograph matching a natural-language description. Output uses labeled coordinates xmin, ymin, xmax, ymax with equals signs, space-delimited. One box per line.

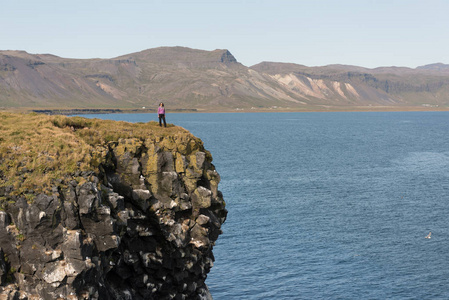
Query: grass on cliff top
xmin=0 ymin=112 xmax=190 ymax=197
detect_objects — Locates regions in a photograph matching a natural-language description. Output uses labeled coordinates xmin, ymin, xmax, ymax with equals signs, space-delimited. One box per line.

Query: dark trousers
xmin=158 ymin=114 xmax=166 ymax=127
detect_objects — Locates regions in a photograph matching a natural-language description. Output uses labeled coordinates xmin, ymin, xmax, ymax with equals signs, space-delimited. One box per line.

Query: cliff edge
xmin=0 ymin=113 xmax=227 ymax=299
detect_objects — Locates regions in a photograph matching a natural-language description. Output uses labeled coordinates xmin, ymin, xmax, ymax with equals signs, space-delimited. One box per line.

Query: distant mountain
xmin=251 ymin=61 xmax=449 ymax=108
xmin=416 ymin=63 xmax=449 ymax=72
xmin=1 ymin=47 xmax=448 ymax=111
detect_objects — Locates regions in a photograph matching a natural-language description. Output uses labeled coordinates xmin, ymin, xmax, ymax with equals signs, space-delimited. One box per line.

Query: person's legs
xmin=158 ymin=114 xmax=162 ymax=126
xmin=162 ymin=115 xmax=167 ymax=127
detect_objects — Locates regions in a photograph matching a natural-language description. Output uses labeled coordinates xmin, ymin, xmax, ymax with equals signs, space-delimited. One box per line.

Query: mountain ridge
xmin=1 ymin=47 xmax=448 ymax=111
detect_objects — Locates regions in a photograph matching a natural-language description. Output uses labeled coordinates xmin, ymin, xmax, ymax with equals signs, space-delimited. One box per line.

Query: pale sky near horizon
xmin=1 ymin=0 xmax=448 ymax=68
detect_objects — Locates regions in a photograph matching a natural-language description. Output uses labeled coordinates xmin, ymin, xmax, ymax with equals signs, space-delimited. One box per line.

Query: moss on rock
xmin=0 ymin=112 xmax=226 ymax=299
xmin=0 ymin=112 xmax=203 ymax=197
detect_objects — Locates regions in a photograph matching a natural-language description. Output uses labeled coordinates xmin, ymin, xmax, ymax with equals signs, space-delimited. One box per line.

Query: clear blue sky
xmin=1 ymin=0 xmax=448 ymax=68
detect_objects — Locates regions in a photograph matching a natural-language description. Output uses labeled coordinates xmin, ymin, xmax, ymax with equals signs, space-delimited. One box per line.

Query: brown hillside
xmin=1 ymin=47 xmax=449 ymax=111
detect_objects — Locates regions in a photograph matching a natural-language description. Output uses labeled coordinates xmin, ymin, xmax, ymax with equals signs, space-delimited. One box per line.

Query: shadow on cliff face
xmin=0 ymin=125 xmax=227 ymax=299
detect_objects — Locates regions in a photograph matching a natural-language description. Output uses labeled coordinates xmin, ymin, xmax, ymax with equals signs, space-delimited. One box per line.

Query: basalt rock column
xmin=0 ymin=114 xmax=227 ymax=300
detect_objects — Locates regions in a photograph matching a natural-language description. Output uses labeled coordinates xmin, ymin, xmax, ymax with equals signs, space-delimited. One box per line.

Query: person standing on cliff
xmin=157 ymin=102 xmax=167 ymax=127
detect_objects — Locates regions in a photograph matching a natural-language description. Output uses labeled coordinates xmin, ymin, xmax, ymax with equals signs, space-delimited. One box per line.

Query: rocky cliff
xmin=0 ymin=113 xmax=227 ymax=299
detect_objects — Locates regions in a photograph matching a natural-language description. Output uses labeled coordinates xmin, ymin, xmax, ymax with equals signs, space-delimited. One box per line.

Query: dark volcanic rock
xmin=0 ymin=134 xmax=227 ymax=299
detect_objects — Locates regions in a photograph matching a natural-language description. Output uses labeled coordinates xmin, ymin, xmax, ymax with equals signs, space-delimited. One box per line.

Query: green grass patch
xmin=0 ymin=112 xmax=197 ymax=198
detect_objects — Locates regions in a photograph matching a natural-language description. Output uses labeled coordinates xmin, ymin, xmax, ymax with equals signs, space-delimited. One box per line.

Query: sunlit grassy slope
xmin=0 ymin=112 xmax=196 ymax=197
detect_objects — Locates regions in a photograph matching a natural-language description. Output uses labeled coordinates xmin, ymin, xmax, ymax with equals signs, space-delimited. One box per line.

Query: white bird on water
xmin=425 ymin=232 xmax=431 ymax=239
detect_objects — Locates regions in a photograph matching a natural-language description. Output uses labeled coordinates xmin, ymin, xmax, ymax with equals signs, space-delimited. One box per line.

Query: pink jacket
xmin=157 ymin=106 xmax=165 ymax=115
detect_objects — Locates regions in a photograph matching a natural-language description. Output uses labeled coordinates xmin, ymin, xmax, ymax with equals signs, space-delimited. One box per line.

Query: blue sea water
xmin=80 ymin=112 xmax=449 ymax=299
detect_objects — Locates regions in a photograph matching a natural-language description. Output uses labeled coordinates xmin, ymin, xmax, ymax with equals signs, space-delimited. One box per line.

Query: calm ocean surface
xmin=79 ymin=112 xmax=449 ymax=299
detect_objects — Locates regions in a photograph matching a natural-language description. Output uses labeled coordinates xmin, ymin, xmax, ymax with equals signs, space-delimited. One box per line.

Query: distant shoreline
xmin=1 ymin=106 xmax=447 ymax=116
xmin=30 ymin=108 xmax=198 ymax=115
